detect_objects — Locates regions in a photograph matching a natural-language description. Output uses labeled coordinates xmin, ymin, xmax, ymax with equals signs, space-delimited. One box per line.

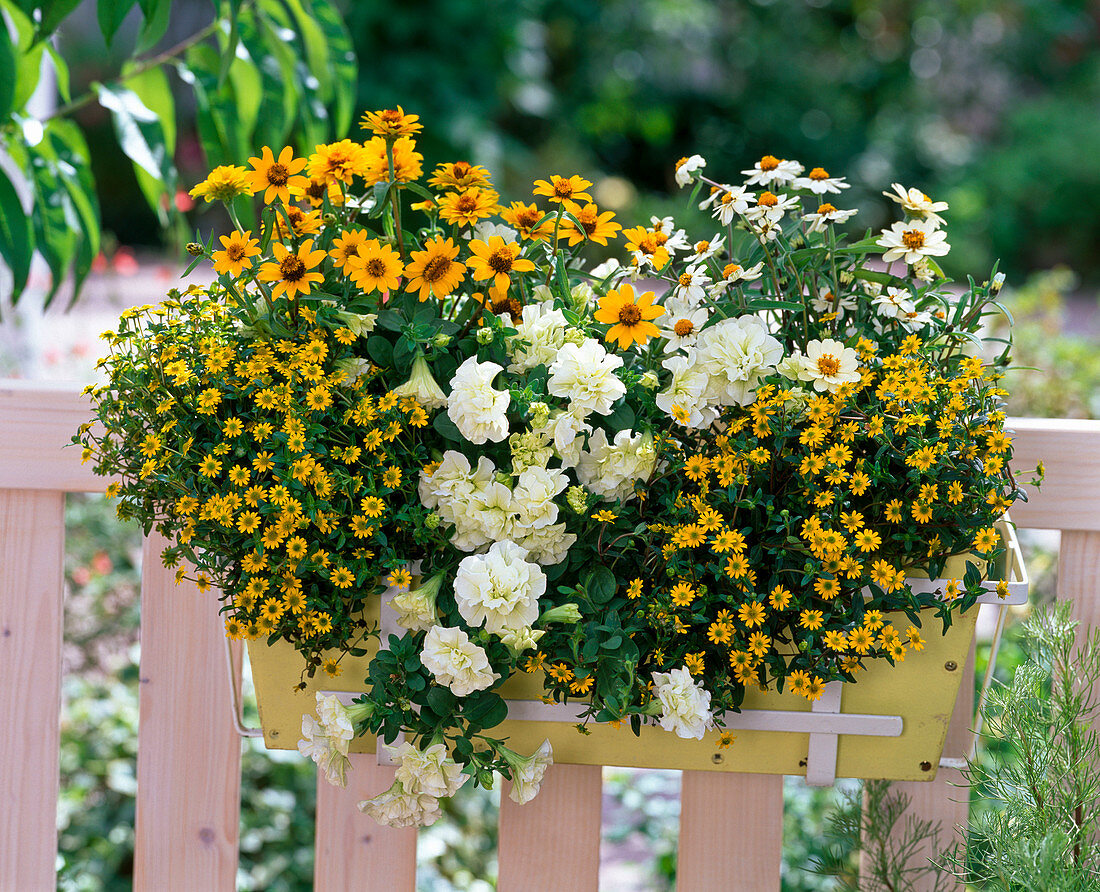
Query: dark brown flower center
xmin=553 ymin=181 xmax=573 ymax=198
xmin=618 ymin=305 xmax=642 ymax=325
xmin=226 ymin=243 xmax=245 ymax=262
xmin=267 ymin=163 xmax=289 ymax=186
xmin=279 ymin=255 xmax=306 ymax=281
xmin=422 ymin=255 xmax=451 ymax=282
xmin=365 ymin=258 xmax=387 ymax=278
xmin=487 ymin=250 xmax=514 ymax=274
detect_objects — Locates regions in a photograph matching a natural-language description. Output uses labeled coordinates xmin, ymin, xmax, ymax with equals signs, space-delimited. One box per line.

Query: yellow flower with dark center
xmin=716 ymin=731 xmax=736 ymax=749
xmin=823 ymin=630 xmax=848 ymax=652
xmin=189 ymin=165 xmax=254 ymax=203
xmin=853 ymin=529 xmax=881 ymax=552
xmin=224 ymin=617 xmax=245 ymax=640
xmin=594 ymin=283 xmax=664 ymax=350
xmin=802 ymin=677 xmax=826 ymax=701
xmin=322 ymin=658 xmax=342 ymax=678
xmin=973 ymin=526 xmax=999 ymax=552
xmin=438 ymin=187 xmax=500 ymax=226
xmin=849 ymin=471 xmax=871 ymax=495
xmin=560 ymin=201 xmax=622 ymax=246
xmin=814 ymin=577 xmax=840 ymax=600
xmin=768 ymin=585 xmax=792 ymax=610
xmin=428 ymin=160 xmax=492 ymax=190
xmin=738 ymin=601 xmax=766 ymax=628
xmin=884 ymin=499 xmax=905 ymax=523
xmin=669 ymin=582 xmax=696 ymax=606
xmin=533 ymin=174 xmax=593 ymax=205
xmin=257 ymin=239 xmax=327 ymax=301
xmin=362 ymin=136 xmax=423 ymax=185
xmin=468 ymin=236 xmax=535 ymax=292
xmin=887 ymin=642 xmax=906 ymax=662
xmin=308 ymin=139 xmax=369 ymax=184
xmin=682 ymin=455 xmax=709 ymax=482
xmin=548 ymin=662 xmax=574 ymax=683
xmin=329 ymin=229 xmax=370 ymax=269
xmin=911 ymin=501 xmax=934 ymax=523
xmin=570 ymin=675 xmax=595 ymax=695
xmin=237 ymin=512 xmax=261 ymax=534
xmin=247 ymin=146 xmax=308 ymax=204
xmin=725 ymin=553 xmax=750 ymax=579
xmin=290 ymin=175 xmax=344 ymax=208
xmin=360 ymin=106 xmax=422 ymax=137
xmin=500 ymin=201 xmax=554 ymax=240
xmin=211 ymin=230 xmax=261 ymax=277
xmin=591 ymin=509 xmax=617 ymax=523
xmin=347 ymin=239 xmax=404 ymax=294
xmin=404 ymin=236 xmax=466 ymax=302
xmin=387 ymin=568 xmax=412 ymax=590
xmin=361 ymin=496 xmax=385 ymax=518
xmin=331 ymin=566 xmax=354 ymax=588
xmin=626 ymin=579 xmax=643 ymax=599
xmin=799 ymin=609 xmax=824 ymax=631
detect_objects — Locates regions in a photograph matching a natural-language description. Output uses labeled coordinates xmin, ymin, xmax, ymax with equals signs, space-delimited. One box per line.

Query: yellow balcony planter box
xmin=247 ymin=520 xmax=1025 ymax=783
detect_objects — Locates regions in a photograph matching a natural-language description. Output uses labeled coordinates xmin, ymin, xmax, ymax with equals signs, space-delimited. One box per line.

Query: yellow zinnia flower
xmin=404 ymin=236 xmax=466 ymax=302
xmin=190 ymin=165 xmax=254 ymax=203
xmin=246 ymin=146 xmax=308 ymax=204
xmin=347 ymin=239 xmax=404 ymax=294
xmin=533 ymin=174 xmax=593 ymax=204
xmin=257 ymin=239 xmax=327 ymax=301
xmin=593 ymin=283 xmax=664 ymax=350
xmin=211 ymin=230 xmax=261 ymax=277
xmin=467 ymin=236 xmax=535 ymax=292
xmin=360 ymin=106 xmax=423 ymax=137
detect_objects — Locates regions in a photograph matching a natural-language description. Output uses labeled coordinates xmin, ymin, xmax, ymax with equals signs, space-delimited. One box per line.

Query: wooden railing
xmin=2 ymin=380 xmax=1099 ymax=891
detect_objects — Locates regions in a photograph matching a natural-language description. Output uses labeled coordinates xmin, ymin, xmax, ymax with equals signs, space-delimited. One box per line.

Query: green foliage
xmin=943 ymin=604 xmax=1100 ymax=889
xmin=0 ymin=0 xmax=356 ymax=308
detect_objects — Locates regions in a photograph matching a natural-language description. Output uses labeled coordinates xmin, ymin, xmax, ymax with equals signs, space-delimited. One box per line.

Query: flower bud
xmin=990 ymin=272 xmax=1005 ymax=294
xmin=539 ymin=603 xmax=581 ymax=625
xmin=186 ymin=242 xmax=204 ymax=256
xmin=528 ymin=401 xmax=551 ymax=427
xmin=638 ymin=371 xmax=660 ymax=390
xmin=323 ymin=212 xmax=338 ymax=225
xmin=433 ymin=333 xmax=452 ymax=347
xmin=566 ymin=485 xmax=587 ymax=514
xmin=424 ymin=511 xmax=441 ymax=530
xmin=476 ymin=327 xmax=495 ymax=345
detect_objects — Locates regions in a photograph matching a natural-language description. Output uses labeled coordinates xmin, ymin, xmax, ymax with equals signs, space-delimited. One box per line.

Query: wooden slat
xmin=883 ymin=636 xmax=975 ymax=891
xmin=0 ymin=490 xmax=65 ymax=891
xmin=498 ymin=763 xmax=602 ymax=891
xmin=678 ymin=772 xmax=783 ymax=890
xmin=0 ymin=381 xmax=106 ymax=492
xmin=134 ymin=533 xmax=242 ymax=889
xmin=1009 ymin=418 xmax=1100 ymax=531
xmin=1059 ymin=531 xmax=1100 ymax=633
xmin=315 ymin=756 xmax=417 ymax=890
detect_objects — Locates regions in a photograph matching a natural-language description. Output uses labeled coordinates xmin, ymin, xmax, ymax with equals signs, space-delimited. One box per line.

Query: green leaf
xmin=34 ymin=0 xmax=82 ymax=42
xmin=279 ymin=0 xmax=332 ymax=100
xmin=603 ymin=400 xmax=635 ymax=431
xmin=226 ymin=53 xmax=262 ymax=143
xmin=123 ymin=64 xmax=175 ymax=154
xmin=0 ymin=165 xmax=32 ymax=302
xmin=43 ymin=43 xmax=70 ymax=104
xmin=0 ymin=22 xmax=15 ymax=119
xmin=46 ymin=119 xmax=101 ymax=302
xmin=583 ymin=566 xmax=616 ymax=604
xmin=366 ymin=335 xmax=393 ymax=368
xmin=308 ymin=0 xmax=357 ymax=135
xmin=239 ymin=11 xmax=297 ymax=150
xmin=95 ymin=82 xmax=177 ymax=225
xmin=25 ymin=140 xmax=79 ymax=306
xmin=97 ymin=0 xmax=137 ymax=45
xmin=12 ymin=39 xmax=43 ymax=110
xmin=134 ymin=0 xmax=171 ymax=54
xmin=217 ymin=2 xmax=241 ymax=88
xmin=432 ymin=412 xmax=463 ymax=442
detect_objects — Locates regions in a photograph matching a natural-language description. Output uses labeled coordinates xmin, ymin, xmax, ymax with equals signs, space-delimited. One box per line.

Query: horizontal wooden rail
xmin=4 ymin=379 xmax=1097 ymax=528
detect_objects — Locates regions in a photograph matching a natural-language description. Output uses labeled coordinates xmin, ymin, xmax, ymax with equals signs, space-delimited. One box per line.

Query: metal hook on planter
xmin=225 ymin=634 xmax=264 ymax=738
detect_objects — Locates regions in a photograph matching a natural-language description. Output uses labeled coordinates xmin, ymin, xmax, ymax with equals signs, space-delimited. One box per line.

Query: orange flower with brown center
xmin=594 ymin=283 xmax=664 ymax=350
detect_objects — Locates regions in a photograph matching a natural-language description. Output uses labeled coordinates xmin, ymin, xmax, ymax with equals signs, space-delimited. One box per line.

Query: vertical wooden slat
xmin=1059 ymin=530 xmax=1100 ymax=632
xmin=134 ymin=533 xmax=242 ymax=889
xmin=883 ymin=636 xmax=976 ymax=891
xmin=0 ymin=489 xmax=65 ymax=891
xmin=498 ymin=763 xmax=602 ymax=891
xmin=678 ymin=771 xmax=783 ymax=890
xmin=315 ymin=755 xmax=417 ymax=890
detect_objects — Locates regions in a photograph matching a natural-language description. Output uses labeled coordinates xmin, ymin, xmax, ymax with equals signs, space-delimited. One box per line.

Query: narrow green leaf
xmin=44 ymin=43 xmax=71 ymax=104
xmin=134 ymin=0 xmax=171 ymax=54
xmin=238 ymin=12 xmax=296 ymax=149
xmin=12 ymin=40 xmax=44 ymax=110
xmin=46 ymin=119 xmax=101 ymax=302
xmin=0 ymin=165 xmax=33 ymax=302
xmin=122 ymin=64 xmax=175 ymax=153
xmin=308 ymin=0 xmax=357 ymax=135
xmin=279 ymin=0 xmax=332 ymax=100
xmin=34 ymin=0 xmax=83 ymax=42
xmin=0 ymin=23 xmax=15 ymax=119
xmin=226 ymin=53 xmax=262 ymax=143
xmin=97 ymin=0 xmax=137 ymax=45
xmin=26 ymin=140 xmax=79 ymax=306
xmin=217 ymin=1 xmax=240 ymax=88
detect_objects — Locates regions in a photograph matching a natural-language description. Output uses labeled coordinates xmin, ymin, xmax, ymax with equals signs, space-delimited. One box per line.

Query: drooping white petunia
xmin=390 ymin=741 xmax=468 ymax=799
xmin=392 ymin=354 xmax=447 ymax=410
xmin=500 ymin=738 xmax=554 ymax=804
xmin=358 ymin=778 xmax=442 ymax=828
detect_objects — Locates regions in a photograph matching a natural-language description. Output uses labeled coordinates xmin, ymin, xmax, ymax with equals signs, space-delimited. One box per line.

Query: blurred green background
xmin=62 ymin=0 xmax=1100 ymax=284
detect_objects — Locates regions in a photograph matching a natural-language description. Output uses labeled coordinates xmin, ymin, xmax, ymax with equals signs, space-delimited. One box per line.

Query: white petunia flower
xmin=391 ymin=741 xmax=468 ymax=799
xmin=358 ymin=778 xmax=442 ymax=828
xmin=392 ymin=354 xmax=447 ymax=410
xmin=694 ymin=316 xmax=784 ymax=407
xmin=796 ymin=338 xmax=862 ymax=393
xmin=454 ymin=540 xmax=546 ymax=634
xmin=512 ymin=465 xmax=569 ymax=529
xmin=508 ymin=301 xmax=571 ymax=373
xmin=391 ymin=573 xmax=444 ymax=632
xmin=793 ymin=167 xmax=850 ymax=195
xmin=533 ymin=408 xmax=592 ymax=469
xmin=547 ymin=339 xmax=626 ymax=418
xmin=499 ymin=625 xmax=545 ymax=656
xmin=674 ymin=154 xmax=707 ymax=187
xmin=514 ymin=521 xmax=577 ymax=566
xmin=883 ymin=183 xmax=949 ymax=226
xmin=471 ymin=220 xmax=519 ymax=244
xmin=575 ymin=428 xmax=658 ymax=503
xmin=655 ymin=354 xmax=714 ymax=428
xmin=500 ymin=739 xmax=554 ymax=805
xmin=877 ymin=220 xmax=950 ymax=266
xmin=298 ymin=713 xmax=352 ymax=787
xmin=652 ymin=667 xmax=715 ymax=739
xmin=446 ymin=357 xmax=511 ymax=444
xmin=419 ymin=625 xmax=500 ymax=697
xmin=742 ymin=155 xmax=804 ymax=187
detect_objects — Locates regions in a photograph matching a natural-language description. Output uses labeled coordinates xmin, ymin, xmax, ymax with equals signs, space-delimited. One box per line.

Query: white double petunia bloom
xmin=391 ymin=741 xmax=468 ymax=799
xmin=420 ymin=625 xmax=500 ymax=697
xmin=358 ymin=778 xmax=443 ymax=828
xmin=446 ymin=357 xmax=511 ymax=444
xmin=547 ymin=339 xmax=626 ymax=418
xmin=454 ymin=540 xmax=546 ymax=635
xmin=508 ymin=300 xmax=572 ymax=373
xmin=693 ymin=315 xmax=784 ymax=407
xmin=575 ymin=428 xmax=658 ymax=503
xmin=652 ymin=667 xmax=715 ymax=740
xmin=500 ymin=739 xmax=554 ymax=805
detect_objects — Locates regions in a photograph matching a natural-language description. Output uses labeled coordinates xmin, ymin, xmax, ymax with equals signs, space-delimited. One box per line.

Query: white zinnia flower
xmin=501 ymin=739 xmax=554 ymax=805
xmin=742 ymin=156 xmax=804 ymax=187
xmin=670 ymin=265 xmax=711 ymax=306
xmin=446 ymin=357 xmax=511 ymax=444
xmin=711 ymin=261 xmax=764 ymax=294
xmin=649 ymin=216 xmax=691 ymax=254
xmin=454 ymin=540 xmax=546 ymax=635
xmin=694 ymin=316 xmax=784 ymax=407
xmin=793 ymin=167 xmax=850 ymax=195
xmin=743 ymin=191 xmax=800 ymax=223
xmin=392 ymin=354 xmax=447 ymax=410
xmin=797 ymin=338 xmax=862 ymax=393
xmin=358 ymin=778 xmax=442 ymax=828
xmin=652 ymin=667 xmax=714 ymax=739
xmin=674 ymin=153 xmax=707 ymax=187
xmin=802 ymin=202 xmax=858 ymax=233
xmin=659 ymin=302 xmax=710 ymax=354
xmin=419 ymin=625 xmax=500 ymax=697
xmin=883 ymin=183 xmax=949 ymax=226
xmin=877 ymin=220 xmax=950 ymax=266
xmin=703 ymin=185 xmax=755 ymax=226
xmin=391 ymin=741 xmax=468 ymax=799
xmin=688 ymin=234 xmax=724 ymax=262
xmin=547 ymin=339 xmax=626 ymax=418
xmin=872 ymin=286 xmax=915 ymax=319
